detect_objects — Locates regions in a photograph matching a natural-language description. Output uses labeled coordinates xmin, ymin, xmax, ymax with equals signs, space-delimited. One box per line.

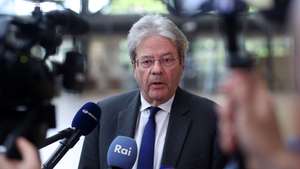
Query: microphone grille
xmin=107 ymin=136 xmax=137 ymax=169
xmin=71 ymin=102 xmax=101 ymax=135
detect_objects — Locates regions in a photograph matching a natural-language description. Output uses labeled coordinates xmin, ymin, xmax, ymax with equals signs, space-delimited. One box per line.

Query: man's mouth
xmin=150 ymin=82 xmax=165 ymax=87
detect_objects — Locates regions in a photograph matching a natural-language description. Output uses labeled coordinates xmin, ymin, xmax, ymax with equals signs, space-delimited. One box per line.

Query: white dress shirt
xmin=132 ymin=95 xmax=174 ymax=169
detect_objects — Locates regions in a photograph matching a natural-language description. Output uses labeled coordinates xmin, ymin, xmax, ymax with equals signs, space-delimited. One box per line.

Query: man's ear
xmin=133 ymin=65 xmax=137 ymax=79
xmin=180 ymin=58 xmax=185 ymax=69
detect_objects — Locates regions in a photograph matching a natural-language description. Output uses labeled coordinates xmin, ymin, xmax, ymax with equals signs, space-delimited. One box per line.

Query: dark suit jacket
xmin=78 ymin=88 xmax=227 ymax=169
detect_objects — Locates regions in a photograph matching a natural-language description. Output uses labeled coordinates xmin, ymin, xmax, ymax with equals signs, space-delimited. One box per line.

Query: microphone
xmin=38 ymin=128 xmax=73 ymax=149
xmin=42 ymin=102 xmax=101 ymax=169
xmin=224 ymin=150 xmax=246 ymax=169
xmin=39 ymin=102 xmax=100 ymax=148
xmin=107 ymin=136 xmax=137 ymax=169
xmin=45 ymin=9 xmax=90 ymax=35
xmin=61 ymin=50 xmax=86 ymax=92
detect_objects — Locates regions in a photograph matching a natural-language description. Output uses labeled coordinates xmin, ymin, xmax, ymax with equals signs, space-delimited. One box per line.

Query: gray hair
xmin=127 ymin=14 xmax=189 ymax=63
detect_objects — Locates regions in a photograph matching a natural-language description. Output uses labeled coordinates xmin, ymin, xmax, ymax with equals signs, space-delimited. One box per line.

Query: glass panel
xmin=64 ymin=0 xmax=81 ymax=13
xmin=245 ymin=36 xmax=292 ymax=58
xmin=182 ymin=36 xmax=226 ymax=94
xmin=0 ymin=0 xmax=167 ymax=15
xmin=103 ymin=0 xmax=167 ymax=14
xmin=88 ymin=0 xmax=110 ymax=13
xmin=0 ymin=0 xmax=81 ymax=15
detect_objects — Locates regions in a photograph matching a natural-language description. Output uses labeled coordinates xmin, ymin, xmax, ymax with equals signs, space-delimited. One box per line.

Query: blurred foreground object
xmin=0 ymin=0 xmax=89 ymax=160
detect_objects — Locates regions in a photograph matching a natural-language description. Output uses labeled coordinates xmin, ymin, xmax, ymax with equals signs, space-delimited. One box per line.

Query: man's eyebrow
xmin=161 ymin=52 xmax=174 ymax=57
xmin=138 ymin=52 xmax=174 ymax=58
xmin=138 ymin=55 xmax=153 ymax=59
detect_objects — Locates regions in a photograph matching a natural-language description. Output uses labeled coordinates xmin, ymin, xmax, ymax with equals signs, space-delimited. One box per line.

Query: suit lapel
xmin=116 ymin=91 xmax=141 ymax=137
xmin=114 ymin=89 xmax=192 ymax=167
xmin=161 ymin=88 xmax=192 ymax=168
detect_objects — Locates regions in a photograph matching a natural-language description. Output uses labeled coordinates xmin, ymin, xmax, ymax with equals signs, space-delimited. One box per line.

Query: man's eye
xmin=164 ymin=58 xmax=171 ymax=62
xmin=142 ymin=60 xmax=153 ymax=64
xmin=163 ymin=58 xmax=174 ymax=63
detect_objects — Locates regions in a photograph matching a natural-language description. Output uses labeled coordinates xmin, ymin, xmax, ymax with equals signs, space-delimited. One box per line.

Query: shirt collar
xmin=140 ymin=94 xmax=175 ymax=113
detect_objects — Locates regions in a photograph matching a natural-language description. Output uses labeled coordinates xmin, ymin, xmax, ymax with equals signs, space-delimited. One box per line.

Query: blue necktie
xmin=137 ymin=106 xmax=161 ymax=169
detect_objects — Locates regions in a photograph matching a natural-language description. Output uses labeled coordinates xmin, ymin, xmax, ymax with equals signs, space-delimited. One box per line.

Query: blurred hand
xmin=218 ymin=70 xmax=283 ymax=168
xmin=0 ymin=138 xmax=41 ymax=169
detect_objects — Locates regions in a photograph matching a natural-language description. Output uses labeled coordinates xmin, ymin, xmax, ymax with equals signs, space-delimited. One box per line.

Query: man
xmin=78 ymin=14 xmax=226 ymax=169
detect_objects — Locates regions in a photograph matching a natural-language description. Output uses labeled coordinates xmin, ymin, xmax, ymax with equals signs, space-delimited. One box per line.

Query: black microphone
xmin=224 ymin=150 xmax=246 ymax=169
xmin=260 ymin=0 xmax=291 ymax=25
xmin=38 ymin=127 xmax=73 ymax=149
xmin=42 ymin=102 xmax=101 ymax=169
xmin=45 ymin=9 xmax=90 ymax=35
xmin=61 ymin=50 xmax=86 ymax=92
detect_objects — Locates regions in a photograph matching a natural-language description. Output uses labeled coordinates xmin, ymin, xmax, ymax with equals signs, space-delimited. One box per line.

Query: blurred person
xmin=78 ymin=14 xmax=227 ymax=169
xmin=0 ymin=138 xmax=41 ymax=169
xmin=218 ymin=70 xmax=292 ymax=169
xmin=218 ymin=1 xmax=300 ymax=169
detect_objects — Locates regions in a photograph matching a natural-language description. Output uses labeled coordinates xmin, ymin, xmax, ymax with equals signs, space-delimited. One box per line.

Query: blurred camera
xmin=0 ymin=1 xmax=89 ymax=159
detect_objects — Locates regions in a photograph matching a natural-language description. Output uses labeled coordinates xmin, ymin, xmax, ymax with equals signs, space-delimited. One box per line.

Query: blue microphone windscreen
xmin=107 ymin=136 xmax=137 ymax=169
xmin=71 ymin=102 xmax=101 ymax=135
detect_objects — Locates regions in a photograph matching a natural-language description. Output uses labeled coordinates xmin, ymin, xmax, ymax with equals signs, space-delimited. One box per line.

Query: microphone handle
xmin=235 ymin=150 xmax=246 ymax=169
xmin=42 ymin=130 xmax=81 ymax=169
xmin=38 ymin=128 xmax=74 ymax=149
xmin=225 ymin=150 xmax=246 ymax=169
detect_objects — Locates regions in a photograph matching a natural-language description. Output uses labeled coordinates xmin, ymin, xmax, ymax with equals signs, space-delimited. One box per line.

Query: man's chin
xmin=149 ymin=92 xmax=170 ymax=103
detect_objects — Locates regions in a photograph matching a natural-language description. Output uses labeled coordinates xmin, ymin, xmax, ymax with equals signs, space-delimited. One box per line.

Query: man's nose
xmin=151 ymin=60 xmax=163 ymax=73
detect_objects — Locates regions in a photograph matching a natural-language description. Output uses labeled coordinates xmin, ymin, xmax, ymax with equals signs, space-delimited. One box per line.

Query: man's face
xmin=133 ymin=35 xmax=184 ymax=106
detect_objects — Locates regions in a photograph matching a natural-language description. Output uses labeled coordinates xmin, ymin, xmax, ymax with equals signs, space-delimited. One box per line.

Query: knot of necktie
xmin=148 ymin=106 xmax=161 ymax=119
